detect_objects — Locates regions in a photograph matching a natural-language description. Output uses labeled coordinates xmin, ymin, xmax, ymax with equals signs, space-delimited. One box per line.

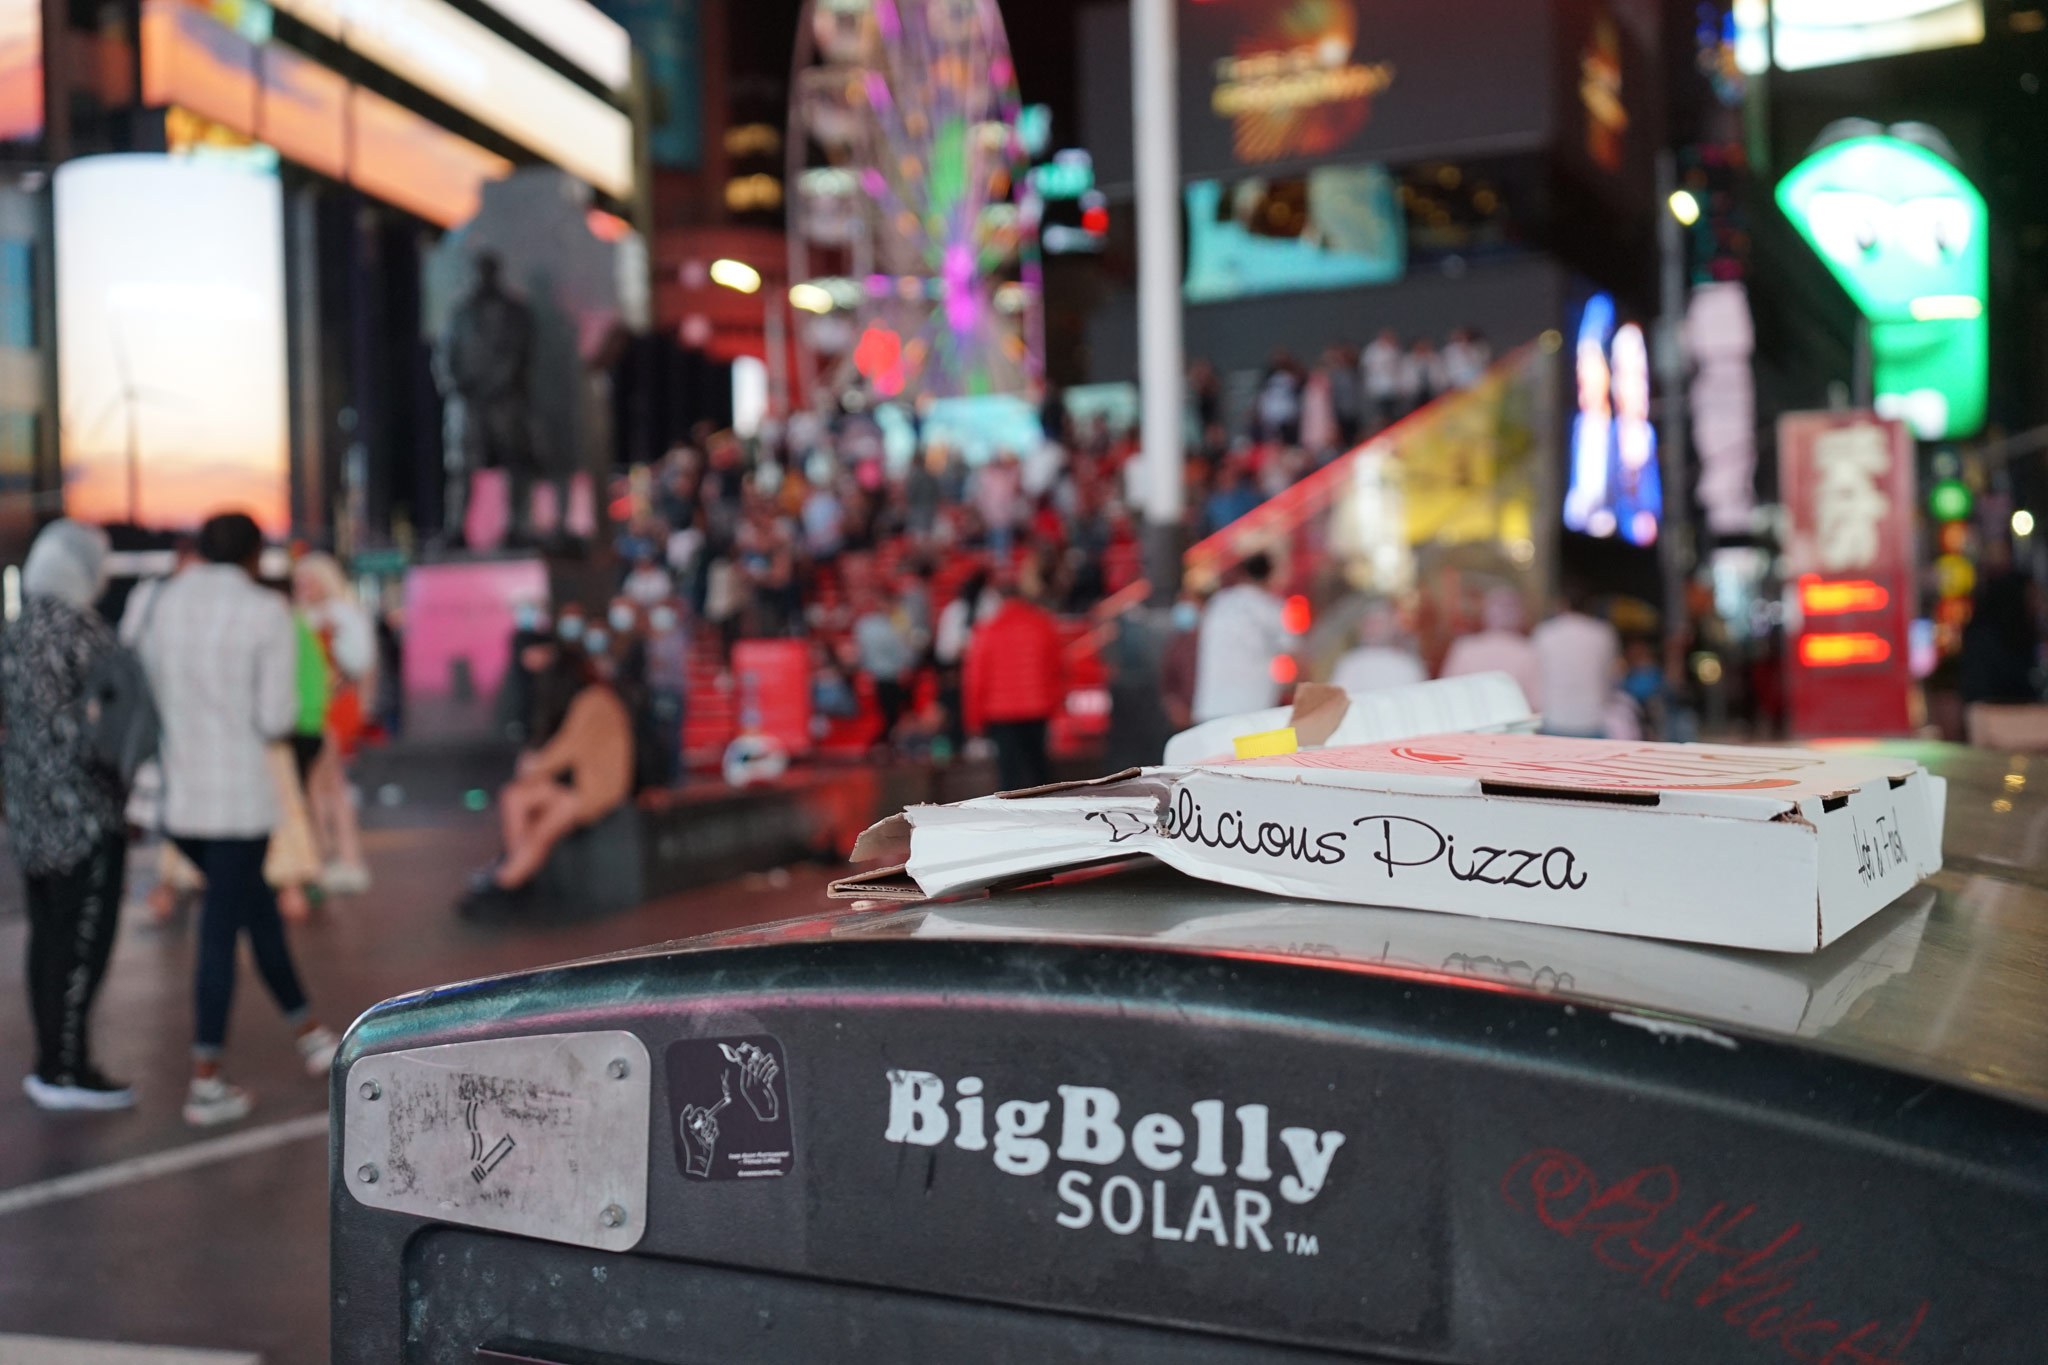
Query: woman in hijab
xmin=0 ymin=519 xmax=133 ymax=1110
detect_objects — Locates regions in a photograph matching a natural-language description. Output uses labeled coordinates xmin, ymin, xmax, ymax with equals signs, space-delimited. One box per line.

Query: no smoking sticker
xmin=667 ymin=1036 xmax=793 ymax=1180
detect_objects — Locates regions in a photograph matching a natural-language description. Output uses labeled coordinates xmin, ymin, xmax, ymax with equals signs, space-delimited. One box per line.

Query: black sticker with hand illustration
xmin=667 ymin=1035 xmax=793 ymax=1181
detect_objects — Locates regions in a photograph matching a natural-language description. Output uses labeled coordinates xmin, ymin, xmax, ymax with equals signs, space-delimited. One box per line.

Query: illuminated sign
xmin=1780 ymin=412 xmax=1914 ymax=736
xmin=0 ymin=0 xmax=40 ymax=142
xmin=1772 ymin=0 xmax=1983 ymax=72
xmin=1563 ymin=293 xmax=1660 ymax=547
xmin=1028 ymin=150 xmax=1093 ymax=202
xmin=143 ymin=1 xmax=512 ymax=228
xmin=1202 ymin=0 xmax=1393 ymax=166
xmin=1798 ymin=633 xmax=1892 ymax=668
xmin=55 ymin=155 xmax=290 ymax=533
xmin=1926 ymin=477 xmax=1972 ymax=521
xmin=1017 ymin=104 xmax=1051 ymax=159
xmin=272 ymin=0 xmax=633 ymax=197
xmin=470 ymin=0 xmax=630 ymax=91
xmin=1797 ymin=576 xmax=1889 ymax=616
xmin=1183 ymin=165 xmax=1404 ymax=303
xmin=349 ymin=85 xmax=517 ymax=228
xmin=1776 ymin=122 xmax=1987 ymax=440
xmin=1685 ymin=283 xmax=1756 ymax=536
xmin=1162 ymin=0 xmax=1549 ymax=183
xmin=1579 ymin=15 xmax=1627 ymax=173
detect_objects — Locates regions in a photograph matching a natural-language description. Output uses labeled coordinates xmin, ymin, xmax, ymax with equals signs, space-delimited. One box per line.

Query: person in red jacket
xmin=963 ymin=579 xmax=1065 ymax=792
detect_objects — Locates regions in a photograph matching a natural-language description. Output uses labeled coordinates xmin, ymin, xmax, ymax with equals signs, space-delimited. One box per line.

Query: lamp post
xmin=1132 ymin=0 xmax=1183 ymax=602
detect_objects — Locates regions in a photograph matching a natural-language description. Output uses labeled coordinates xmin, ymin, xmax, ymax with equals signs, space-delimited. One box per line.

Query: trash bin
xmin=332 ymin=865 xmax=2048 ymax=1363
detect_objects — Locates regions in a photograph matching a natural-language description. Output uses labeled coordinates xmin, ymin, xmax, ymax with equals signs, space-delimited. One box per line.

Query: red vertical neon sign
xmin=1779 ymin=413 xmax=1916 ymax=737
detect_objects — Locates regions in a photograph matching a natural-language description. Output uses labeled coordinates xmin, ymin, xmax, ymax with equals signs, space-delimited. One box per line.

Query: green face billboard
xmin=1776 ymin=121 xmax=1988 ymax=441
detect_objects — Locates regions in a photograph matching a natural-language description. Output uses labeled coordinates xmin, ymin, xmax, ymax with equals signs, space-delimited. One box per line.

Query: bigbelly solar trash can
xmin=333 ymin=839 xmax=2048 ymax=1362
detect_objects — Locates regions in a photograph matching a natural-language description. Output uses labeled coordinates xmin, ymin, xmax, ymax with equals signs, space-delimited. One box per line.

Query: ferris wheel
xmin=787 ymin=0 xmax=1043 ymax=411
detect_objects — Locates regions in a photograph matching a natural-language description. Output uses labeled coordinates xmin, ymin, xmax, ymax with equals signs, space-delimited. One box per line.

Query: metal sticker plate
xmin=343 ymin=1031 xmax=651 ymax=1252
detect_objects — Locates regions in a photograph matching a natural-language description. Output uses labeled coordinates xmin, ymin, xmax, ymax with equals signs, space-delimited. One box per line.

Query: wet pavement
xmin=0 ymin=808 xmax=839 ymax=1364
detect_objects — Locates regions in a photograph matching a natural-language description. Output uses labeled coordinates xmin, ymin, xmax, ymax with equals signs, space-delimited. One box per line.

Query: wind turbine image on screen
xmin=788 ymin=0 xmax=1043 ymax=409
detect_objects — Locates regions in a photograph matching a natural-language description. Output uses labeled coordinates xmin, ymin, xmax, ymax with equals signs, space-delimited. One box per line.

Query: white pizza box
xmin=837 ymin=734 xmax=1948 ymax=954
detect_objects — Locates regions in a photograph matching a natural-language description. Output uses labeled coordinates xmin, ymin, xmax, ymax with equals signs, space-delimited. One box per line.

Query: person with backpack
xmin=0 ymin=520 xmax=134 ymax=1109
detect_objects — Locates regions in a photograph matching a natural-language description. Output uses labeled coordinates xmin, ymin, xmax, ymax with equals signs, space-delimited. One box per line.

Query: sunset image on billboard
xmin=55 ymin=154 xmax=290 ymax=533
xmin=0 ymin=0 xmax=40 ymax=143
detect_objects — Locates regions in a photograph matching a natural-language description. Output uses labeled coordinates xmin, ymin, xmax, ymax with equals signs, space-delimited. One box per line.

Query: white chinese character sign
xmin=1780 ymin=412 xmax=1915 ymax=737
xmin=1812 ymin=422 xmax=1892 ymax=572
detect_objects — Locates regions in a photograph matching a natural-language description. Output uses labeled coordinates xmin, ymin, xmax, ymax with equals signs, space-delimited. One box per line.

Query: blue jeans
xmin=173 ymin=836 xmax=308 ymax=1057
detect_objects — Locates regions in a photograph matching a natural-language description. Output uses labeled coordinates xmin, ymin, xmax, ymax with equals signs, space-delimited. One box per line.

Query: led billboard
xmin=0 ymin=0 xmax=38 ymax=143
xmin=1171 ymin=0 xmax=1550 ymax=181
xmin=348 ymin=86 xmax=517 ymax=228
xmin=1772 ymin=0 xmax=1984 ymax=72
xmin=1562 ymin=292 xmax=1661 ymax=547
xmin=1183 ymin=164 xmax=1405 ymax=303
xmin=55 ymin=155 xmax=290 ymax=532
xmin=142 ymin=0 xmax=514 ymax=228
xmin=273 ymin=0 xmax=633 ymax=197
xmin=474 ymin=0 xmax=630 ymax=91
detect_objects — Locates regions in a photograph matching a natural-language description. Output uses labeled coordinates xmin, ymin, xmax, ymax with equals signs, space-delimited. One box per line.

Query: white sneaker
xmin=183 ymin=1076 xmax=253 ymax=1127
xmin=296 ymin=1025 xmax=341 ymax=1079
xmin=322 ymin=861 xmax=372 ymax=895
xmin=24 ymin=1071 xmax=136 ymax=1112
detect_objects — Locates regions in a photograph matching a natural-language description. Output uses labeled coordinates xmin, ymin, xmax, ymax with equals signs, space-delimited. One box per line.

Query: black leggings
xmin=24 ymin=832 xmax=126 ymax=1083
xmin=173 ymin=836 xmax=308 ymax=1058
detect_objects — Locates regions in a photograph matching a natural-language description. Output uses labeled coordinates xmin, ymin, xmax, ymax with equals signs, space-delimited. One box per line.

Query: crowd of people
xmin=1223 ymin=327 xmax=1493 ymax=459
xmin=1173 ymin=553 xmax=1677 ymax=743
xmin=523 ymin=327 xmax=1499 ymax=779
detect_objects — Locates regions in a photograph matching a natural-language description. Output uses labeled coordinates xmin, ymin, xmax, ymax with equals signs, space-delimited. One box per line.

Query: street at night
xmin=3 ymin=0 xmax=2048 ymax=1355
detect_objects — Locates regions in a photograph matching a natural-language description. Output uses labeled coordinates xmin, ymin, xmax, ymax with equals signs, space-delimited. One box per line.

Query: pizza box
xmin=836 ymin=734 xmax=1947 ymax=954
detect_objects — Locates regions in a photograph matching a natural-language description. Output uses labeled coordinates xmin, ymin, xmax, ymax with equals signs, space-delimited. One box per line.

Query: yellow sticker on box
xmin=1233 ymin=727 xmax=1299 ymax=759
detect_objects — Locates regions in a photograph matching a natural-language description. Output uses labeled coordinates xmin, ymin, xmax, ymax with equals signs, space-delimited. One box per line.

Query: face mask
xmin=608 ymin=606 xmax=636 ymax=631
xmin=1173 ymin=601 xmax=1200 ymax=631
xmin=650 ymin=608 xmax=677 ymax=633
xmin=557 ymin=617 xmax=585 ymax=641
xmin=583 ymin=629 xmax=610 ymax=655
xmin=514 ymin=604 xmax=543 ymax=631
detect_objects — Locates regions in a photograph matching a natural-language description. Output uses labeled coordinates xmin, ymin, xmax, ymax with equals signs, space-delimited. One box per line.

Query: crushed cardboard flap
xmin=850 ymin=769 xmax=1147 ymax=865
xmin=1288 ymin=683 xmax=1352 ymax=747
xmin=994 ymin=767 xmax=1146 ymax=799
xmin=828 ymin=864 xmax=929 ymax=901
xmin=850 ymin=813 xmax=912 ymax=864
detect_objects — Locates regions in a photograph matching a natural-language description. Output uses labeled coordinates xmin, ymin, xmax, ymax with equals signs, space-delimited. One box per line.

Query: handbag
xmin=264 ymin=742 xmax=323 ymax=890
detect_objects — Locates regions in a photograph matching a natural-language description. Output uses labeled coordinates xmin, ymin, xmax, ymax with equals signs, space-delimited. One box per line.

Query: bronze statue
xmin=437 ymin=253 xmax=537 ymax=544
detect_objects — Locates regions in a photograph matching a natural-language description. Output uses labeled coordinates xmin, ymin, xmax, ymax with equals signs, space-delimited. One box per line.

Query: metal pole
xmin=1655 ymin=149 xmax=1692 ymax=640
xmin=764 ymin=289 xmax=790 ymax=423
xmin=1133 ymin=0 xmax=1183 ymax=603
